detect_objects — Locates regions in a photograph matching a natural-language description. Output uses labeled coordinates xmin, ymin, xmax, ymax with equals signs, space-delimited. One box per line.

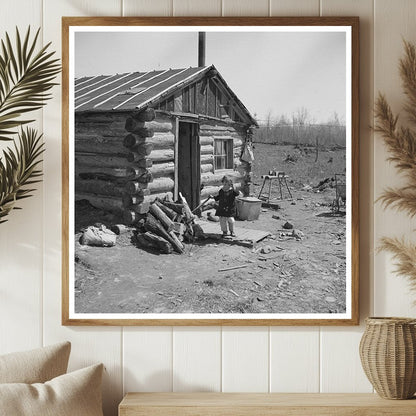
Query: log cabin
xmin=74 ymin=64 xmax=258 ymax=223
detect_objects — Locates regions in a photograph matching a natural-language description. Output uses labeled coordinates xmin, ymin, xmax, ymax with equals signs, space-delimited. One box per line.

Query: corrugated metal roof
xmin=75 ymin=67 xmax=208 ymax=112
xmin=74 ymin=65 xmax=257 ymax=126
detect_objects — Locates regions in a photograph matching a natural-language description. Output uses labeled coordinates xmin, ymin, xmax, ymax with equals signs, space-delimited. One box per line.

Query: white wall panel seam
xmin=121 ymin=329 xmax=125 ymax=395
xmin=268 ymin=326 xmax=271 ymax=393
xmin=220 ymin=326 xmax=223 ymax=391
xmin=171 ymin=327 xmax=174 ymax=391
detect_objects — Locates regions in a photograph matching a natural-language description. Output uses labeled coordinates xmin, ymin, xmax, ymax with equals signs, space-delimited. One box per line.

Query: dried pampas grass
xmin=376 ymin=40 xmax=416 ymax=294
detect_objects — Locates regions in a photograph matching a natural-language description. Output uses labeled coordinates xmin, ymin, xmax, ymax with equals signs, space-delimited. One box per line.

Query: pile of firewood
xmin=135 ymin=193 xmax=202 ymax=254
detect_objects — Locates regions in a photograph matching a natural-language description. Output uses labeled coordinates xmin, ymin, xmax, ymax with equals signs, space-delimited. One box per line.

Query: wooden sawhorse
xmin=258 ymin=172 xmax=292 ymax=202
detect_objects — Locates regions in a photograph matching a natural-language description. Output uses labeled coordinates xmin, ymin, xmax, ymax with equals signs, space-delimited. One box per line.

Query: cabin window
xmin=214 ymin=138 xmax=233 ymax=170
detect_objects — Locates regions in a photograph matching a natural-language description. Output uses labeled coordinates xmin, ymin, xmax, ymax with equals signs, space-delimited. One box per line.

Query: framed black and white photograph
xmin=62 ymin=17 xmax=359 ymax=326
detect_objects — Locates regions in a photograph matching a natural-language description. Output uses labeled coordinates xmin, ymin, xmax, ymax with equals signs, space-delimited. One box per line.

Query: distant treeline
xmin=254 ymin=123 xmax=346 ymax=148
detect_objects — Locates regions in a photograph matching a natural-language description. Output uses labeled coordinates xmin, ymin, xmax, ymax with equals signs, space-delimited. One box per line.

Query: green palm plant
xmin=0 ymin=27 xmax=60 ymax=223
xmin=375 ymin=40 xmax=416 ymax=292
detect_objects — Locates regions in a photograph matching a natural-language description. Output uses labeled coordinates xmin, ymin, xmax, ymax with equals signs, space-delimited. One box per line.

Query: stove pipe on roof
xmin=198 ymin=32 xmax=206 ymax=67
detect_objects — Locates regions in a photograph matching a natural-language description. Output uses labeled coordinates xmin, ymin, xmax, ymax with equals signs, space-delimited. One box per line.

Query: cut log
xmin=200 ymin=136 xmax=214 ymax=146
xmin=150 ymin=132 xmax=175 ymax=148
xmin=76 ymin=112 xmax=127 ymax=124
xmin=131 ymin=108 xmax=156 ymax=122
xmin=201 ymin=163 xmax=213 ymax=174
xmin=149 ymin=203 xmax=174 ymax=231
xmin=75 ymin=117 xmax=128 ymax=136
xmin=144 ymin=120 xmax=173 ymax=133
xmin=147 ymin=177 xmax=174 ymax=193
xmin=126 ymin=170 xmax=153 ymax=183
xmin=169 ymin=222 xmax=186 ymax=236
xmin=126 ymin=143 xmax=154 ymax=160
xmin=131 ymin=202 xmax=151 ymax=214
xmin=201 ymin=154 xmax=214 ymax=164
xmin=178 ymin=192 xmax=195 ymax=223
xmin=75 ymin=193 xmax=124 ymax=213
xmin=160 ymin=200 xmax=184 ymax=215
xmin=150 ymin=149 xmax=174 ymax=163
xmin=75 ymin=153 xmax=139 ymax=168
xmin=75 ymin=179 xmax=125 ymax=197
xmin=76 ymin=166 xmax=131 ymax=179
xmin=154 ymin=200 xmax=177 ymax=220
xmin=75 ymin=137 xmax=126 ymax=154
xmin=126 ymin=177 xmax=174 ymax=195
xmin=139 ymin=232 xmax=173 ymax=254
xmin=124 ymin=132 xmax=174 ymax=150
xmin=201 ymin=144 xmax=214 ymax=155
xmin=125 ymin=123 xmax=155 ymax=138
xmin=126 ymin=117 xmax=173 ymax=134
xmin=149 ymin=162 xmax=174 ymax=178
xmin=143 ymin=192 xmax=174 ymax=204
xmin=145 ymin=213 xmax=184 ymax=253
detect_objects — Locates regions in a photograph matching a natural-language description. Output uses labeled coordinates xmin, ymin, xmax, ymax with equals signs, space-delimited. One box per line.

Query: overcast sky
xmin=74 ymin=30 xmax=346 ymax=123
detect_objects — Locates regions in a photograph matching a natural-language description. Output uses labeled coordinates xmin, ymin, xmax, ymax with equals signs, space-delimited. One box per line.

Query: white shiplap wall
xmin=1 ymin=1 xmax=416 ymax=415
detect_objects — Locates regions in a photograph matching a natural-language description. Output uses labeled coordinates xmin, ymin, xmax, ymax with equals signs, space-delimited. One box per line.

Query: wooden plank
xmin=123 ymin=328 xmax=173 ymax=393
xmin=173 ymin=327 xmax=221 ymax=392
xmin=173 ymin=0 xmax=222 ymax=16
xmin=119 ymin=393 xmax=416 ymax=415
xmin=199 ymin=221 xmax=270 ymax=243
xmin=270 ymin=327 xmax=320 ymax=392
xmin=373 ymin=0 xmax=416 ymax=316
xmin=0 ymin=0 xmax=43 ymax=355
xmin=222 ymin=327 xmax=269 ymax=392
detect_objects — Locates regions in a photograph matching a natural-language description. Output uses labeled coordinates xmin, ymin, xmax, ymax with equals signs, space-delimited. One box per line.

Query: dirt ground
xmin=74 ymin=144 xmax=347 ymax=314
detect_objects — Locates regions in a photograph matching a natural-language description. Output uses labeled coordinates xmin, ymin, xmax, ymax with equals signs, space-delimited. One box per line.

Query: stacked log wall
xmin=75 ymin=108 xmax=175 ymax=222
xmin=123 ymin=110 xmax=175 ymax=222
xmin=198 ymin=121 xmax=250 ymax=198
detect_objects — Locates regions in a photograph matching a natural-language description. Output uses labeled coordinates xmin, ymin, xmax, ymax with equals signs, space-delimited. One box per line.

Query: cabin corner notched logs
xmin=75 ymin=107 xmax=250 ymax=223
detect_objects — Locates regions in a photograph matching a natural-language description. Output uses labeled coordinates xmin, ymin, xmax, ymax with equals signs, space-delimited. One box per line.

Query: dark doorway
xmin=177 ymin=122 xmax=200 ymax=209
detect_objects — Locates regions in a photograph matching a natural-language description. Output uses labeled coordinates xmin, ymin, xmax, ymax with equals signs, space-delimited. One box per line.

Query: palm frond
xmin=378 ymin=187 xmax=416 ymax=217
xmin=379 ymin=237 xmax=416 ymax=297
xmin=0 ymin=27 xmax=60 ymax=141
xmin=0 ymin=127 xmax=44 ymax=223
xmin=400 ymin=40 xmax=416 ymax=127
xmin=374 ymin=93 xmax=416 ymax=177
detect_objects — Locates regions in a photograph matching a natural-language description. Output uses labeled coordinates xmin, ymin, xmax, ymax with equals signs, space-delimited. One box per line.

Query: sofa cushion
xmin=0 ymin=342 xmax=71 ymax=384
xmin=0 ymin=363 xmax=104 ymax=416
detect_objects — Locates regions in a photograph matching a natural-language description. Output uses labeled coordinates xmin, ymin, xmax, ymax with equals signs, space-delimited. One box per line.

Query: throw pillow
xmin=0 ymin=341 xmax=71 ymax=384
xmin=0 ymin=363 xmax=104 ymax=416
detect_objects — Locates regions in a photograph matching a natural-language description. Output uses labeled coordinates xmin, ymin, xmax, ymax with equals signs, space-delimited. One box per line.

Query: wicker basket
xmin=359 ymin=317 xmax=416 ymax=399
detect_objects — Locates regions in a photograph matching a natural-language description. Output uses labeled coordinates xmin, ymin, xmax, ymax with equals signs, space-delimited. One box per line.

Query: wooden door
xmin=177 ymin=122 xmax=200 ymax=209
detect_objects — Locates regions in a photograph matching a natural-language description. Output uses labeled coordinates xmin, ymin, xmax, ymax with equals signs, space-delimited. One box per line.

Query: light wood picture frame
xmin=62 ymin=16 xmax=359 ymax=326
